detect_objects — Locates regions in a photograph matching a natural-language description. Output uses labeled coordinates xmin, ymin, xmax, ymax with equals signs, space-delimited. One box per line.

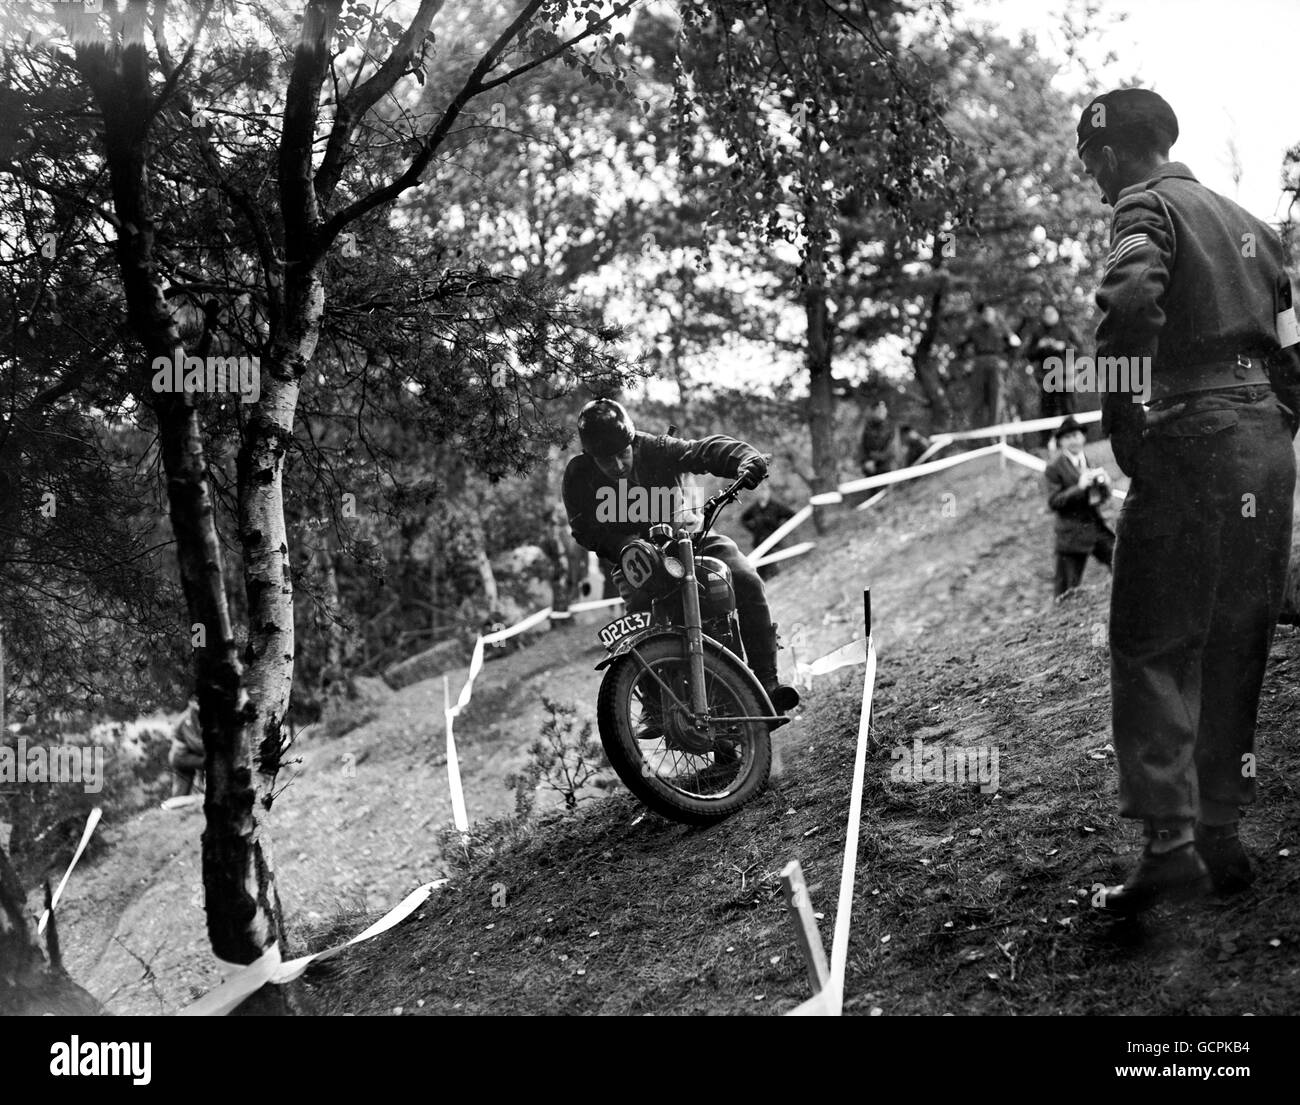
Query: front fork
xmin=676 ymin=534 xmax=710 ymax=716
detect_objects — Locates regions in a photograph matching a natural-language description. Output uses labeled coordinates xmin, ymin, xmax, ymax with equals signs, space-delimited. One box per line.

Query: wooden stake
xmin=780 ymin=860 xmax=830 ymax=994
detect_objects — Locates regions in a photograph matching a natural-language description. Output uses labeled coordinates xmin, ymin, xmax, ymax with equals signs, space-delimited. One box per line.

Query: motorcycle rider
xmin=562 ymin=398 xmax=800 ymax=712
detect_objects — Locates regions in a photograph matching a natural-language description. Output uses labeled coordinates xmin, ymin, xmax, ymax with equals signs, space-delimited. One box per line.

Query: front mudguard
xmin=595 ymin=627 xmax=784 ymax=727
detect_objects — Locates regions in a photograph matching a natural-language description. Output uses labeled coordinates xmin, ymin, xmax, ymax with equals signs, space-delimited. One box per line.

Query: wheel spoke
xmin=622 ymin=648 xmax=764 ymax=802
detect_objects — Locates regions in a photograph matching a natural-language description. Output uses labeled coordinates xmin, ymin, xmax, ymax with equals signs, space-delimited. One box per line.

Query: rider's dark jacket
xmin=562 ymin=431 xmax=761 ymax=563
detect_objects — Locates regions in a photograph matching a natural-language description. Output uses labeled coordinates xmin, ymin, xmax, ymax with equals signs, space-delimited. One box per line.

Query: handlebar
xmin=695 ymin=454 xmax=772 ymax=541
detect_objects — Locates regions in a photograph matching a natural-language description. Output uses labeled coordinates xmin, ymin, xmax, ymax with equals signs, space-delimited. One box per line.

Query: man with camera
xmin=1044 ymin=415 xmax=1114 ymax=597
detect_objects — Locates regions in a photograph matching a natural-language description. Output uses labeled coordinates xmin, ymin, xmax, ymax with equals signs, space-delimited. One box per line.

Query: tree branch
xmin=314 ymin=0 xmax=446 ymax=208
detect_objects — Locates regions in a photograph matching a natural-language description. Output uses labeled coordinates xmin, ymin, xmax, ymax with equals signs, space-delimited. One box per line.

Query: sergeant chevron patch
xmin=1105 ymin=232 xmax=1151 ymax=273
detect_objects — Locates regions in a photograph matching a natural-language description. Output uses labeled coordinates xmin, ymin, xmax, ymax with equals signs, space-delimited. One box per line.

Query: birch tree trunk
xmin=72 ymin=7 xmax=295 ymax=1010
xmin=59 ymin=0 xmax=632 ymax=1014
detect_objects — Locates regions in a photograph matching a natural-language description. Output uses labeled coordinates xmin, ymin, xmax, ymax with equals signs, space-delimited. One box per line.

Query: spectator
xmin=899 ymin=424 xmax=932 ymax=466
xmin=168 ymin=697 xmax=204 ymax=799
xmin=1021 ymin=304 xmax=1085 ymax=446
xmin=856 ymin=399 xmax=902 ymax=476
xmin=1044 ymin=416 xmax=1114 ymax=598
xmin=740 ymin=483 xmax=797 ymax=580
xmin=957 ymin=303 xmax=1020 ymax=428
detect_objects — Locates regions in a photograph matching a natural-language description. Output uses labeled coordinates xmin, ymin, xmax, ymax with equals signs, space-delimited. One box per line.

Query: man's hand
xmin=737 ymin=455 xmax=768 ymax=490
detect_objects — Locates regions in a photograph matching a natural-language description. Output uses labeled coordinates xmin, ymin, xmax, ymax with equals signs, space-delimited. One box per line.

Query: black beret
xmin=1077 ymin=88 xmax=1178 ymax=155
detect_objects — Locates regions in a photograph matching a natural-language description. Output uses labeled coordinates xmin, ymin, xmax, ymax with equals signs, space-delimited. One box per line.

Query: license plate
xmin=598 ymin=611 xmax=652 ymax=650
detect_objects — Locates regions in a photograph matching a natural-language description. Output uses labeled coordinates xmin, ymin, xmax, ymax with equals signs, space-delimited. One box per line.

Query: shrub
xmin=506 ymin=697 xmax=615 ymax=820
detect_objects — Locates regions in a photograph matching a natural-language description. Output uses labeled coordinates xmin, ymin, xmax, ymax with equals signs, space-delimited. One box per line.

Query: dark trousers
xmin=624 ymin=534 xmax=777 ymax=679
xmin=1110 ymin=388 xmax=1295 ymax=823
xmin=1054 ymin=533 xmax=1114 ymax=596
xmin=973 ymin=355 xmax=1006 ymax=428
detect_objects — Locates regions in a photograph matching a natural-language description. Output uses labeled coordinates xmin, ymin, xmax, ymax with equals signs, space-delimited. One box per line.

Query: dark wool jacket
xmin=856 ymin=417 xmax=901 ymax=472
xmin=958 ymin=320 xmax=1017 ymax=359
xmin=740 ymin=498 xmax=796 ymax=547
xmin=1044 ymin=450 xmax=1114 ymax=554
xmin=1022 ymin=320 xmax=1084 ymax=370
xmin=1095 ymin=162 xmax=1300 ymax=452
xmin=562 ymin=431 xmax=761 ymax=563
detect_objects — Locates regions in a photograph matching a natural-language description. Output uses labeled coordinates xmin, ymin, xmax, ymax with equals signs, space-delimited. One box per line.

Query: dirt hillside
xmin=305 ymin=440 xmax=1300 ymax=1016
xmin=53 ymin=440 xmax=1300 ymax=1015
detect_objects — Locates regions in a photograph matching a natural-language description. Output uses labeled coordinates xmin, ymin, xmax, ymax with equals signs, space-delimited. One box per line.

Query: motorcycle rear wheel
xmin=597 ymin=636 xmax=772 ymax=824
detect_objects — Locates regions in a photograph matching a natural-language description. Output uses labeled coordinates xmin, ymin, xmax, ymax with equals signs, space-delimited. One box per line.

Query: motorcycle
xmin=593 ymin=475 xmax=790 ymax=824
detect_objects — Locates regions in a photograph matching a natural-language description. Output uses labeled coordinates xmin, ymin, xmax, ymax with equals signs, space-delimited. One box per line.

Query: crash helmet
xmin=577 ymin=398 xmax=636 ymax=457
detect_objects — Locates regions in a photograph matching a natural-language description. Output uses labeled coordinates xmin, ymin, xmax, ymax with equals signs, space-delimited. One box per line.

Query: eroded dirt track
xmin=60 ymin=444 xmax=1300 ymax=1015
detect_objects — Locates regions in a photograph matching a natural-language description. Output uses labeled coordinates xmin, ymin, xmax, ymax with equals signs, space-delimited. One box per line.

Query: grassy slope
xmin=307 ymin=443 xmax=1300 ymax=1016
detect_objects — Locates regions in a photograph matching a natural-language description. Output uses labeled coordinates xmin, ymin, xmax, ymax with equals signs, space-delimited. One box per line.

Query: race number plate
xmin=598 ymin=611 xmax=652 ymax=650
xmin=620 ymin=543 xmax=656 ymax=591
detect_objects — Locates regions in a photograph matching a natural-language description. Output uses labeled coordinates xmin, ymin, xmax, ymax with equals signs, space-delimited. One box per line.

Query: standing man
xmin=958 ymin=303 xmax=1020 ymax=428
xmin=1078 ymin=88 xmax=1300 ymax=912
xmin=1044 ymin=415 xmax=1114 ymax=598
xmin=562 ymin=399 xmax=799 ymax=712
xmin=1022 ymin=304 xmax=1085 ymax=446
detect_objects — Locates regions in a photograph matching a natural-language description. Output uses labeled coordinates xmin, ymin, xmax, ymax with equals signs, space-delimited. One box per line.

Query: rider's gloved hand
xmin=736 ymin=455 xmax=768 ymax=490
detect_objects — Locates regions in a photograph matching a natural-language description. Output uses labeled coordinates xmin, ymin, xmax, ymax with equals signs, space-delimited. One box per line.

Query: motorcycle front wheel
xmin=596 ymin=636 xmax=772 ymax=824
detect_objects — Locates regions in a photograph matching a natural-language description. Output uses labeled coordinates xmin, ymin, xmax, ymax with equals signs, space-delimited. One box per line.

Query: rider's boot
xmin=748 ymin=621 xmax=800 ymax=714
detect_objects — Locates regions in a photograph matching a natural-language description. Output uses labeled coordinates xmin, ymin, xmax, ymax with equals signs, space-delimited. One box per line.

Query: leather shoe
xmin=1195 ymin=823 xmax=1254 ymax=895
xmin=1098 ymin=841 xmax=1210 ymax=915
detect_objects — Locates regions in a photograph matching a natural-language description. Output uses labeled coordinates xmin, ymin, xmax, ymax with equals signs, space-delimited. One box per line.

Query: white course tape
xmin=930 ymin=409 xmax=1101 ymax=446
xmin=273 ymin=879 xmax=448 ymax=984
xmin=752 ymin=540 xmax=816 ymax=568
xmin=998 ymin=442 xmax=1047 ymax=473
xmin=998 ymin=442 xmax=1126 ymax=501
xmin=443 ymin=605 xmax=557 ymax=834
xmin=787 ymin=635 xmax=877 ymax=1017
xmin=911 ymin=438 xmax=950 ymax=466
xmin=749 ymin=503 xmax=814 ymax=563
xmin=855 ymin=489 xmax=888 ymax=512
xmin=178 ymin=879 xmax=448 ymax=1015
xmin=482 ymin=606 xmax=553 ymax=646
xmin=568 ymin=596 xmax=625 ymax=614
xmin=444 ymin=684 xmax=470 ymax=834
xmin=37 ymin=806 xmax=102 ymax=935
xmin=798 ymin=636 xmax=868 ymax=680
xmin=179 ymin=941 xmax=284 ymax=1017
xmin=837 ymin=443 xmax=1003 ymax=495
